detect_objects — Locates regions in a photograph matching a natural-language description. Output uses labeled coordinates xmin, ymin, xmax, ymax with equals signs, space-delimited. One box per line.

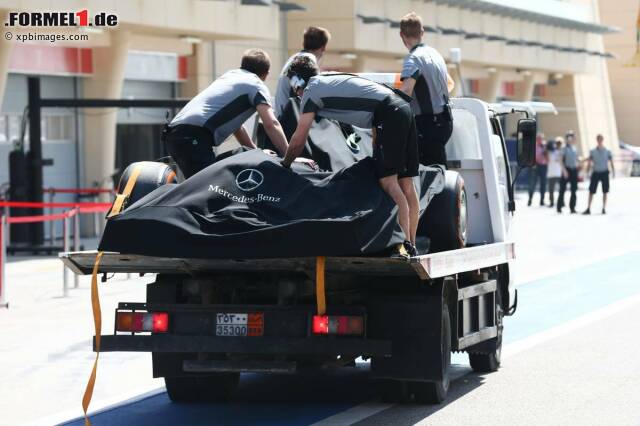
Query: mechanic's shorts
xmin=164 ymin=124 xmax=217 ymax=179
xmin=589 ymin=171 xmax=610 ymax=194
xmin=372 ymin=95 xmax=419 ymax=179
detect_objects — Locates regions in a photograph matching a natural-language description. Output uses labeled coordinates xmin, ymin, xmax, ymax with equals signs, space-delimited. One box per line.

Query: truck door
xmin=489 ymin=117 xmax=512 ymax=233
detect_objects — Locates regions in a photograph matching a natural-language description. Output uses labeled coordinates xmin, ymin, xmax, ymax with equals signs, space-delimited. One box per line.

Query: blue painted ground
xmin=60 ymin=251 xmax=640 ymax=426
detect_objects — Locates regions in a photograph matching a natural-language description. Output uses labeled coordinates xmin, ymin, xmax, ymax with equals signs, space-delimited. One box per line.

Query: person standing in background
xmin=274 ymin=27 xmax=331 ymax=118
xmin=528 ymin=133 xmax=549 ymax=206
xmin=398 ymin=12 xmax=453 ymax=167
xmin=546 ymin=137 xmax=563 ymax=208
xmin=583 ymin=134 xmax=615 ymax=215
xmin=557 ymin=131 xmax=580 ymax=214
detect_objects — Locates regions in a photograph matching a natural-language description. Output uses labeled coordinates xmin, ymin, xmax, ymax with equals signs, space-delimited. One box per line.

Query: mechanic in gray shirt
xmin=165 ymin=49 xmax=289 ymax=178
xmin=557 ymin=131 xmax=580 ymax=214
xmin=274 ymin=26 xmax=330 ymax=118
xmin=583 ymin=134 xmax=615 ymax=215
xmin=398 ymin=12 xmax=453 ymax=166
xmin=281 ymin=56 xmax=420 ymax=256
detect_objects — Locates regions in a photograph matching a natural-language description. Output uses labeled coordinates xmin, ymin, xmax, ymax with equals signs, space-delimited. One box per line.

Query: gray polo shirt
xmin=274 ymin=51 xmax=317 ymax=117
xmin=590 ymin=147 xmax=612 ymax=172
xmin=563 ymin=144 xmax=579 ymax=169
xmin=299 ymin=73 xmax=393 ymax=128
xmin=400 ymin=43 xmax=449 ymax=115
xmin=170 ymin=69 xmax=271 ymax=145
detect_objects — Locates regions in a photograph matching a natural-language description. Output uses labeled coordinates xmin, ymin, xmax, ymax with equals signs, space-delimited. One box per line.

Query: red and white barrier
xmin=0 ymin=201 xmax=111 ymax=308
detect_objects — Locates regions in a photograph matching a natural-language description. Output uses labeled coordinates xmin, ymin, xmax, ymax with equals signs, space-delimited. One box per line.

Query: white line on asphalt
xmin=312 ymin=293 xmax=640 ymax=426
xmin=502 ymin=291 xmax=640 ymax=360
xmin=309 ymin=402 xmax=394 ymax=426
xmin=32 ymin=293 xmax=640 ymax=426
xmin=22 ymin=385 xmax=165 ymax=426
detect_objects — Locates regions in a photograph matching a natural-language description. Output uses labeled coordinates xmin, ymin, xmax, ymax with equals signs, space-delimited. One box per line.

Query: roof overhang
xmin=425 ymin=0 xmax=619 ymax=34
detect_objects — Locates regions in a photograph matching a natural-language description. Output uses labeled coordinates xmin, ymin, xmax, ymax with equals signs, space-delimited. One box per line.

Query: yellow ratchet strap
xmin=108 ymin=165 xmax=143 ymax=218
xmin=82 ymin=251 xmax=103 ymax=426
xmin=316 ymin=256 xmax=326 ymax=315
xmin=83 ymin=165 xmax=141 ymax=425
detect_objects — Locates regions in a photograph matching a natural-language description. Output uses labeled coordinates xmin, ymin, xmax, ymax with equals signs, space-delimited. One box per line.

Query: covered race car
xmin=99 ymin=100 xmax=467 ymax=258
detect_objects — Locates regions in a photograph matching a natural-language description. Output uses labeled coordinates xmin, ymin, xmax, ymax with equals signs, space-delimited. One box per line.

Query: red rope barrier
xmin=0 ymin=201 xmax=112 ymax=209
xmin=6 ymin=211 xmax=72 ymax=224
xmin=3 ymin=205 xmax=110 ymax=224
xmin=78 ymin=206 xmax=110 ymax=214
xmin=42 ymin=188 xmax=114 ymax=195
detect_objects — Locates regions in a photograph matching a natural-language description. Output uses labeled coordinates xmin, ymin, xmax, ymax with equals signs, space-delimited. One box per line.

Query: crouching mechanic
xmin=164 ymin=49 xmax=289 ymax=178
xmin=281 ymin=56 xmax=420 ymax=256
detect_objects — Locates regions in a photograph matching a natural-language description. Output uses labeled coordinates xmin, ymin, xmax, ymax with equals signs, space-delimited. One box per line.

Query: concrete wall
xmin=600 ymin=0 xmax=640 ymax=146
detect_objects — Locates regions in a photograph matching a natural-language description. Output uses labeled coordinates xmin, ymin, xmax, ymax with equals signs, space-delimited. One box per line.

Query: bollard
xmin=62 ymin=214 xmax=70 ymax=297
xmin=73 ymin=208 xmax=80 ymax=289
xmin=0 ymin=215 xmax=7 ymax=308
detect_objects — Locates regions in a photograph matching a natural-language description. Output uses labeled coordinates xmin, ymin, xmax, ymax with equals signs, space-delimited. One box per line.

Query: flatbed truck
xmin=61 ymin=97 xmax=549 ymax=403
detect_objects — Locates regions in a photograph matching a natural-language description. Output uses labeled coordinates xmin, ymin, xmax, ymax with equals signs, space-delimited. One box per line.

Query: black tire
xmin=379 ymin=379 xmax=410 ymax=403
xmin=165 ymin=373 xmax=239 ymax=403
xmin=420 ymin=170 xmax=467 ymax=252
xmin=411 ymin=303 xmax=452 ymax=404
xmin=115 ymin=161 xmax=176 ymax=211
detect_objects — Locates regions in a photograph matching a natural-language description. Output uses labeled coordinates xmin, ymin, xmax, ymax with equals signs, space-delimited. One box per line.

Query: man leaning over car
xmin=164 ymin=49 xmax=289 ymax=178
xmin=281 ymin=56 xmax=420 ymax=256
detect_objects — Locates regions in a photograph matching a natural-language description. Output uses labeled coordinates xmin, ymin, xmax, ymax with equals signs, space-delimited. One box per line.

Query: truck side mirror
xmin=517 ymin=118 xmax=537 ymax=167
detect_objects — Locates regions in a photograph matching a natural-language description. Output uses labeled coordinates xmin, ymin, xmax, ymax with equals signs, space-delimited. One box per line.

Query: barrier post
xmin=62 ymin=213 xmax=70 ymax=297
xmin=0 ymin=215 xmax=7 ymax=308
xmin=73 ymin=208 xmax=80 ymax=288
xmin=2 ymin=205 xmax=9 ymax=245
xmin=48 ymin=188 xmax=55 ymax=244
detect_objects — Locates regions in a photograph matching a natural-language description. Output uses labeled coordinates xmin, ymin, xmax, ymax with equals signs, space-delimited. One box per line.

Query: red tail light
xmin=312 ymin=315 xmax=364 ymax=335
xmin=116 ymin=312 xmax=169 ymax=333
xmin=152 ymin=312 xmax=169 ymax=333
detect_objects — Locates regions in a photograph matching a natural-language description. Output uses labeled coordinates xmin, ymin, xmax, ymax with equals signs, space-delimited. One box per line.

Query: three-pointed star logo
xmin=235 ymin=168 xmax=265 ymax=191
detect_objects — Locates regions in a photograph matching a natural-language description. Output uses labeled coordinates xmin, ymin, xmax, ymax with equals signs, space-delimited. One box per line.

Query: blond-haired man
xmin=398 ymin=12 xmax=453 ymax=167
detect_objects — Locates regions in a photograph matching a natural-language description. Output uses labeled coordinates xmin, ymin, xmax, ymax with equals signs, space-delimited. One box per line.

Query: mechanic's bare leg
xmin=378 ymin=175 xmax=411 ymax=243
xmin=399 ymin=177 xmax=419 ymax=245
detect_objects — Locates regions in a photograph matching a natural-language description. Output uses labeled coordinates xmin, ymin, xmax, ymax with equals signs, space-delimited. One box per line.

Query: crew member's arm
xmin=282 ymin=112 xmax=315 ymax=168
xmin=256 ymin=104 xmax=289 ymax=157
xmin=400 ymin=77 xmax=416 ymax=98
xmin=233 ymin=126 xmax=257 ymax=150
xmin=585 ymin=154 xmax=592 ymax=175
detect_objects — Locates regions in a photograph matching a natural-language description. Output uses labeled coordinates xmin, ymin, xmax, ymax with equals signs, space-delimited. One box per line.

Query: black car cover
xmin=99 ymin=150 xmax=444 ymax=259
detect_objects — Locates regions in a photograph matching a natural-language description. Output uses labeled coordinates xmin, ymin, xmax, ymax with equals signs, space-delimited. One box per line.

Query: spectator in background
xmin=546 ymin=137 xmax=563 ymax=208
xmin=583 ymin=134 xmax=615 ymax=215
xmin=528 ymin=133 xmax=548 ymax=206
xmin=557 ymin=130 xmax=579 ymax=214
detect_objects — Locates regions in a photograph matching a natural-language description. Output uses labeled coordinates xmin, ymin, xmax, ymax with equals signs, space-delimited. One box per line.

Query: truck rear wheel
xmin=411 ymin=303 xmax=451 ymax=403
xmin=165 ymin=373 xmax=239 ymax=403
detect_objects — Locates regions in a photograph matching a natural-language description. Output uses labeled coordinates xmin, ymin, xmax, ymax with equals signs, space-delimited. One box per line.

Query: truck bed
xmin=60 ymin=242 xmax=514 ymax=280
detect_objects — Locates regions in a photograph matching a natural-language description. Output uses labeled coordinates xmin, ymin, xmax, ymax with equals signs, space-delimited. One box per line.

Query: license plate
xmin=215 ymin=313 xmax=263 ymax=337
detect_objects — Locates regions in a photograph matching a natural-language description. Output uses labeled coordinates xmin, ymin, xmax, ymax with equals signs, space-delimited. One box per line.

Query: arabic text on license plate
xmin=215 ymin=313 xmax=263 ymax=337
